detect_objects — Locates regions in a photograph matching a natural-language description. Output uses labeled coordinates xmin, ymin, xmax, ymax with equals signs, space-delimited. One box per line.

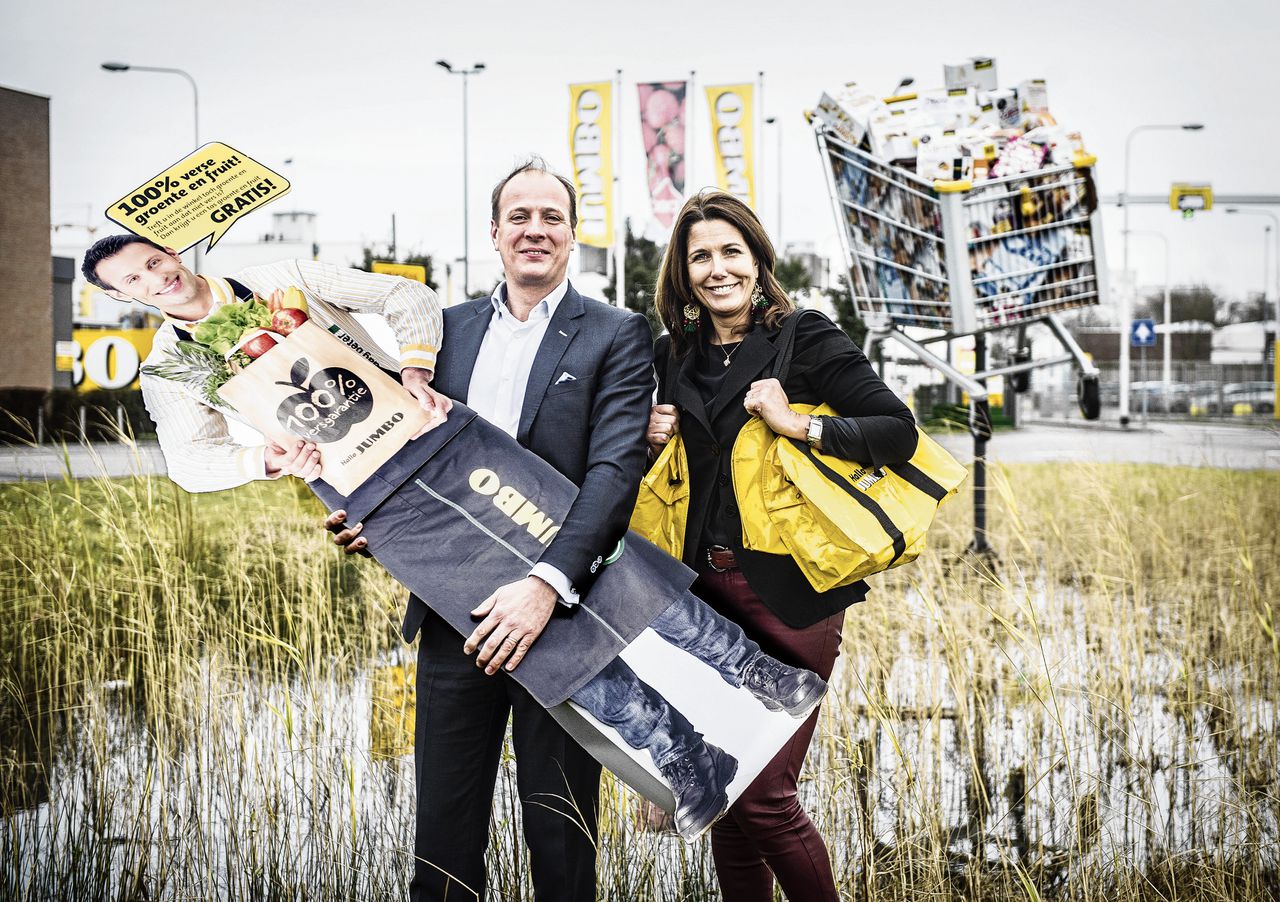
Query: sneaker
xmin=659 ymin=741 xmax=739 ymax=840
xmin=741 ymin=653 xmax=827 ymax=718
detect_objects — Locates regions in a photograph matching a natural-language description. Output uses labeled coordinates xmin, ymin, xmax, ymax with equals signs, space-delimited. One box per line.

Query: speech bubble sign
xmin=105 ymin=142 xmax=291 ymax=252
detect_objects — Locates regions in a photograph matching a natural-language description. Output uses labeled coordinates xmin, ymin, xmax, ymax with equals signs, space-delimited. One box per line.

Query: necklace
xmin=715 ymin=340 xmax=742 ymax=368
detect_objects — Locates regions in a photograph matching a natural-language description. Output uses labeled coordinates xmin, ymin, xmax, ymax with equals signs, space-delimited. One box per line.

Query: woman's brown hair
xmin=655 ymin=190 xmax=795 ymax=357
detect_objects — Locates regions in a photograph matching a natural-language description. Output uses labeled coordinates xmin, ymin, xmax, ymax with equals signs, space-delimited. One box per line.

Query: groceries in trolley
xmin=810 ymin=58 xmax=1090 ymax=190
xmin=809 ymin=57 xmax=1104 ymax=332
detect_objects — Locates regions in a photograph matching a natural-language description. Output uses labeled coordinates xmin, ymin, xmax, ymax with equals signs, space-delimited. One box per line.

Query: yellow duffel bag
xmin=734 ymin=403 xmax=967 ymax=593
xmin=629 ymin=433 xmax=691 ymax=560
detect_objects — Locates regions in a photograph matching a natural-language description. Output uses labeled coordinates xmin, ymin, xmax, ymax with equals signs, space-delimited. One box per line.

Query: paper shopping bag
xmin=218 ymin=321 xmax=428 ymax=495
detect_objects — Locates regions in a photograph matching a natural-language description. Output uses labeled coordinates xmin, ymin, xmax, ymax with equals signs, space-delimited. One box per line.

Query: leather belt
xmin=703 ymin=545 xmax=738 ymax=572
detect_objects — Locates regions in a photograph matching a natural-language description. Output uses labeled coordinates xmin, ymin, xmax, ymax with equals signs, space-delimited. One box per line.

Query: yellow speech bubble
xmin=105 ymin=142 xmax=291 ymax=252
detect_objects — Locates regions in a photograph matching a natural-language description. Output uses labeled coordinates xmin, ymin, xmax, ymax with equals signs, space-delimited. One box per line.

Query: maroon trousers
xmin=694 ymin=564 xmax=844 ymax=902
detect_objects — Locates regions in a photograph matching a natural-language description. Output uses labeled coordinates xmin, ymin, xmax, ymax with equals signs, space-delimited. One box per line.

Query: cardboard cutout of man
xmin=82 ymin=236 xmax=450 ymax=492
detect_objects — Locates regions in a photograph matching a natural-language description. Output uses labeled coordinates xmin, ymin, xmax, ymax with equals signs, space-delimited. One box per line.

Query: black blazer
xmin=402 ymin=283 xmax=655 ymax=641
xmin=656 ymin=311 xmax=918 ymax=628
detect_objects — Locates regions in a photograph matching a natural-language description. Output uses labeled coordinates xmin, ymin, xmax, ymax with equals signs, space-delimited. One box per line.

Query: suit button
xmin=710 ymin=443 xmax=721 ymax=456
xmin=726 ymin=503 xmax=738 ymax=518
xmin=718 ymin=473 xmax=729 ymax=486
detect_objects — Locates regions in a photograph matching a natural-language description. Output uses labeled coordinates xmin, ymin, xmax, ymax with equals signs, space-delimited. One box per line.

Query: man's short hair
xmin=489 ymin=156 xmax=578 ymax=231
xmin=82 ymin=234 xmax=166 ymax=291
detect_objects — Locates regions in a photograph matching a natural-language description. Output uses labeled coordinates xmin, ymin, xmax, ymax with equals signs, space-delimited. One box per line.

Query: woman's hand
xmin=744 ymin=379 xmax=809 ymax=440
xmin=647 ymin=404 xmax=680 ymax=456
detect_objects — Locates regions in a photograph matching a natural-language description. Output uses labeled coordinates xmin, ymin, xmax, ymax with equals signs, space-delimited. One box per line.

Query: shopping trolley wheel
xmin=1078 ymin=374 xmax=1101 ymax=421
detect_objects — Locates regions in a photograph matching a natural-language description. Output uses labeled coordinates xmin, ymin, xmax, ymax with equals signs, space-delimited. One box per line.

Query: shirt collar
xmin=162 ymin=275 xmax=233 ymax=330
xmin=490 ymin=279 xmax=569 ymax=323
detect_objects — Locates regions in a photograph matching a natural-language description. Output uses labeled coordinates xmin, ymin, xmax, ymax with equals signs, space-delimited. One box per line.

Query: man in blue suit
xmin=404 ymin=157 xmax=653 ymax=901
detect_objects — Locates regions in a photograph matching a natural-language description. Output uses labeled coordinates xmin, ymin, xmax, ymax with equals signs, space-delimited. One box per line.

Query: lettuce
xmin=193 ymin=301 xmax=273 ymax=356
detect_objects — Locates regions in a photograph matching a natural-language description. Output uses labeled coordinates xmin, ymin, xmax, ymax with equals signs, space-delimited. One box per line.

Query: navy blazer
xmin=403 ymin=282 xmax=654 ymax=641
xmin=656 ymin=311 xmax=918 ymax=628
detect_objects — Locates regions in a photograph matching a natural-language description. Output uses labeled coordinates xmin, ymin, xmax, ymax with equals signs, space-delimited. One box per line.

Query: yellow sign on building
xmin=372 ymin=262 xmax=429 ymax=283
xmin=63 ymin=328 xmax=156 ymax=392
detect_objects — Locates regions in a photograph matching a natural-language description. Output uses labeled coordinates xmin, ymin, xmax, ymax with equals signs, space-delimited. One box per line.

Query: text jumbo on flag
xmin=568 ymin=82 xmax=615 ymax=248
xmin=705 ymin=84 xmax=757 ymax=209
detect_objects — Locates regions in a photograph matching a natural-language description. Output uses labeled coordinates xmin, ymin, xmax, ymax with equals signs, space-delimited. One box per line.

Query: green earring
xmin=750 ymin=283 xmax=769 ymax=313
xmin=682 ymin=304 xmax=701 ymax=333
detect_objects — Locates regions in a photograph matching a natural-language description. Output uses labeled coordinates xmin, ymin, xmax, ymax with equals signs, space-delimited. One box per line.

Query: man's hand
xmin=401 ymin=367 xmax=452 ymax=439
xmin=265 ymin=440 xmax=323 ymax=481
xmin=323 ymin=509 xmax=370 ymax=556
xmin=464 ymin=576 xmax=559 ymax=675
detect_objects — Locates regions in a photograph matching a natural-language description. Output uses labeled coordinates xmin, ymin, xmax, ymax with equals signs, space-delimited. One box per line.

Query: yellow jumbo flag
xmin=568 ymin=82 xmax=615 ymax=248
xmin=705 ymin=84 xmax=757 ymax=209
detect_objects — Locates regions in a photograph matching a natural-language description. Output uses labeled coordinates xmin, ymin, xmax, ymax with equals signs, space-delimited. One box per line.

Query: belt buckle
xmin=706 ymin=545 xmax=730 ymax=573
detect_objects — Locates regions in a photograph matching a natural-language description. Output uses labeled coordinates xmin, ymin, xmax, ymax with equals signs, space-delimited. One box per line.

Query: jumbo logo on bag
xmin=468 ymin=468 xmax=562 ymax=545
xmin=275 ymin=355 xmax=374 ymax=443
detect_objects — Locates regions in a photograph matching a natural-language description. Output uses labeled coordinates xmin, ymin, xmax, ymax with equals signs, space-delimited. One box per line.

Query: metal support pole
xmin=614 ymin=69 xmax=625 ymax=310
xmin=1120 ymin=122 xmax=1205 ymax=425
xmin=436 ymin=60 xmax=485 ymax=299
xmin=1225 ymin=207 xmax=1280 ymax=419
xmin=968 ymin=332 xmax=994 ymax=557
xmin=461 ymin=72 xmax=470 ymax=296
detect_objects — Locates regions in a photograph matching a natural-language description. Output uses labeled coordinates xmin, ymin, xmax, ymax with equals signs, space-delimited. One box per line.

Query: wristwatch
xmin=806 ymin=415 xmax=824 ymax=449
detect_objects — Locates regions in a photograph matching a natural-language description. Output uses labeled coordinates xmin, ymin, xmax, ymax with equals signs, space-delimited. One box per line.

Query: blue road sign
xmin=1131 ymin=318 xmax=1157 ymax=348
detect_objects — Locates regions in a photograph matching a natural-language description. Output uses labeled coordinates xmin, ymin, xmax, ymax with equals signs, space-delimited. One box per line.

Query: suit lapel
xmin=516 ymin=285 xmax=584 ymax=445
xmin=670 ymin=350 xmax=713 ymax=439
xmin=440 ymin=300 xmax=492 ymax=403
xmin=705 ymin=326 xmax=781 ymax=424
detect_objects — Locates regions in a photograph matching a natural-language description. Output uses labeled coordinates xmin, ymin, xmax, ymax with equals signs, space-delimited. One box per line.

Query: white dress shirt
xmin=467 ymin=279 xmax=579 ymax=606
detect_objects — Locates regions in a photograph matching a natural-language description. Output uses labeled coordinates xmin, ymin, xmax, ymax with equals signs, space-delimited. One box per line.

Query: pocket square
xmin=555 ymin=372 xmax=577 ymax=385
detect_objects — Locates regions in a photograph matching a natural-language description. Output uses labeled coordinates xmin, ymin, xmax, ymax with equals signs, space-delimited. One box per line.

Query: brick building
xmin=0 ymin=86 xmax=52 ymax=390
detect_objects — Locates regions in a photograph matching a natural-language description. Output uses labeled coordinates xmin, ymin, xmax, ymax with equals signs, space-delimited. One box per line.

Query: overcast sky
xmin=4 ymin=0 xmax=1278 ymax=305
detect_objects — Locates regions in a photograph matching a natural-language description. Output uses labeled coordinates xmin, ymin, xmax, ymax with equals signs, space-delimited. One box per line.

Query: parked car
xmin=1223 ymin=381 xmax=1277 ymax=414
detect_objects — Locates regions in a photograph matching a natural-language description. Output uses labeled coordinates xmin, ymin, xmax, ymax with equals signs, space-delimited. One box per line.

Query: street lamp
xmin=1125 ymin=230 xmax=1171 ymax=415
xmin=1119 ymin=122 xmax=1203 ymax=426
xmin=764 ymin=116 xmax=782 ymax=246
xmin=101 ymin=62 xmax=202 ymax=272
xmin=436 ymin=59 xmax=486 ymax=299
xmin=1225 ymin=208 xmax=1280 ymax=414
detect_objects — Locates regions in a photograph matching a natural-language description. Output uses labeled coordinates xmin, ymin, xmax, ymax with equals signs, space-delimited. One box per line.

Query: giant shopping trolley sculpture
xmin=813 ymin=124 xmax=1108 ymax=552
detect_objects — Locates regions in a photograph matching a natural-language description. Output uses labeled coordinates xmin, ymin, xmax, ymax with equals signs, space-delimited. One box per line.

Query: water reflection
xmin=2 ymin=584 xmax=1276 ymax=897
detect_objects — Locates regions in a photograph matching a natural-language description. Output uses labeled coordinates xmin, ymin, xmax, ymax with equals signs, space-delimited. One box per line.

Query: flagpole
xmin=614 ymin=68 xmax=625 ymax=309
xmin=687 ymin=70 xmax=696 ymax=197
xmin=756 ymin=70 xmax=765 ymax=214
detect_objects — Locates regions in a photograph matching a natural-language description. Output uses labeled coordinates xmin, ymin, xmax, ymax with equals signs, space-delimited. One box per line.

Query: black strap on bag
xmin=771 ymin=307 xmax=948 ymax=503
xmin=767 ymin=307 xmax=818 ymax=383
xmin=799 ymin=441 xmax=908 ymax=563
xmin=769 ymin=308 xmax=914 ymax=565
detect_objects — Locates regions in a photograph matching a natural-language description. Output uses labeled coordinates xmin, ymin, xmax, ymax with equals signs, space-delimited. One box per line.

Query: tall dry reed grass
xmin=0 ymin=455 xmax=1275 ymax=900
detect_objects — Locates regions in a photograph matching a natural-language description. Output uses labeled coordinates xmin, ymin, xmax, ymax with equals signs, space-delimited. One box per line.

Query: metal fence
xmin=1027 ymin=360 xmax=1276 ymax=420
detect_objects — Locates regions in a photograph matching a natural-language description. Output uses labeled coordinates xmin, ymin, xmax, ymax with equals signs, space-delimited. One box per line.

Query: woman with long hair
xmin=647 ymin=190 xmax=919 ymax=900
